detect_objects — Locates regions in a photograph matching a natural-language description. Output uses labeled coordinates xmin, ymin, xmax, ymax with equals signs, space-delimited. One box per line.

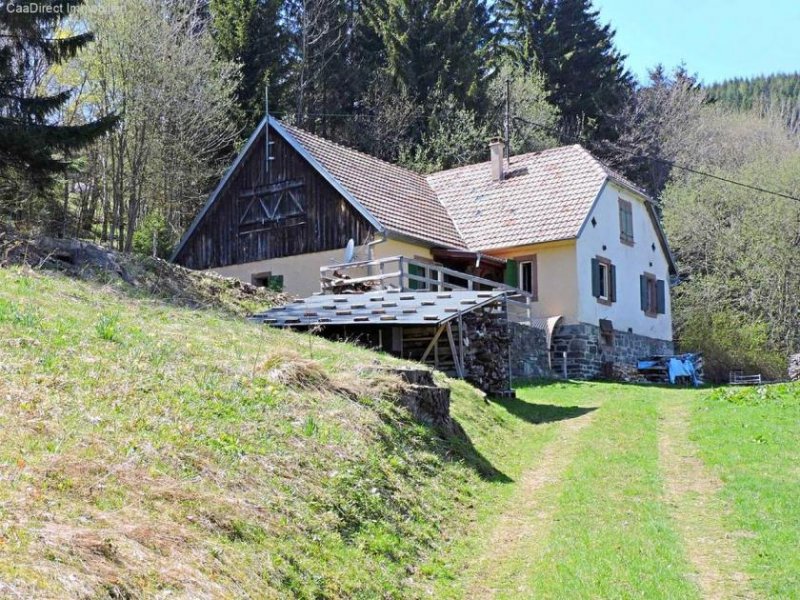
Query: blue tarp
xmin=668 ymin=357 xmax=700 ymax=386
xmin=638 ymin=353 xmax=702 ymax=386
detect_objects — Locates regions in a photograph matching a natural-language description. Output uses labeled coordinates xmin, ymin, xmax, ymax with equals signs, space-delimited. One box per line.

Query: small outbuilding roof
xmin=251 ymin=290 xmax=506 ymax=328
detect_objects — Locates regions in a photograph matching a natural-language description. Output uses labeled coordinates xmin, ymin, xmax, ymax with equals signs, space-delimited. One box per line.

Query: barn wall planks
xmin=174 ymin=125 xmax=375 ymax=270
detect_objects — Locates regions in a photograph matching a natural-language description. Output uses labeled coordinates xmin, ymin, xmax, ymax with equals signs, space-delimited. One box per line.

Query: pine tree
xmin=499 ymin=0 xmax=632 ymax=139
xmin=363 ymin=0 xmax=493 ymax=113
xmin=209 ymin=0 xmax=293 ymax=128
xmin=0 ymin=0 xmax=117 ymax=190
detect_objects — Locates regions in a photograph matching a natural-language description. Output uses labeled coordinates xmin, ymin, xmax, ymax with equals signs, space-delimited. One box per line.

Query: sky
xmin=592 ymin=0 xmax=800 ymax=85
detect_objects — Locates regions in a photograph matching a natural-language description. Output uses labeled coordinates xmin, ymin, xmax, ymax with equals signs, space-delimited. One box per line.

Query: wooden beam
xmin=421 ymin=325 xmax=446 ymax=363
xmin=446 ymin=322 xmax=464 ymax=378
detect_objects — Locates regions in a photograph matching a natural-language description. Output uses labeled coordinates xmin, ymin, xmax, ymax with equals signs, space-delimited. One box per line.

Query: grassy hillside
xmin=0 ymin=265 xmax=559 ymax=598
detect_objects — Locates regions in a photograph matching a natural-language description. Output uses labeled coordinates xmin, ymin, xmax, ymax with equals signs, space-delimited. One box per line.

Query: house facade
xmin=172 ymin=117 xmax=676 ymax=379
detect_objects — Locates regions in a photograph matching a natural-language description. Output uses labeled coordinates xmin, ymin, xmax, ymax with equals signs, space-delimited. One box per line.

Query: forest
xmin=1 ymin=0 xmax=799 ymax=377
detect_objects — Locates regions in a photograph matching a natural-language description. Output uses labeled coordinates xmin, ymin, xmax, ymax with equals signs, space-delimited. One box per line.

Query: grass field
xmin=1 ymin=265 xmax=798 ymax=598
xmin=433 ymin=382 xmax=800 ymax=599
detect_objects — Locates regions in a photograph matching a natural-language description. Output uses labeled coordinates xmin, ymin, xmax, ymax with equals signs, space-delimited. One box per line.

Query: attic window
xmin=591 ymin=217 xmax=597 ymax=228
xmin=619 ymin=198 xmax=634 ymax=245
xmin=239 ymin=179 xmax=305 ymax=234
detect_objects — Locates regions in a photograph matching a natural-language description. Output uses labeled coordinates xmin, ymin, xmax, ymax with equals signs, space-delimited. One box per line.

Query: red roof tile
xmin=426 ymin=145 xmax=612 ymax=250
xmin=281 ymin=125 xmax=651 ymax=253
xmin=281 ymin=123 xmax=466 ymax=248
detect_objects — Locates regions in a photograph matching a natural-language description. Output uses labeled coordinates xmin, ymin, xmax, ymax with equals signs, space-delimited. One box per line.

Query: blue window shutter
xmin=656 ymin=279 xmax=666 ymax=314
xmin=591 ymin=258 xmax=600 ymax=297
xmin=609 ymin=264 xmax=617 ymax=303
xmin=640 ymin=275 xmax=648 ymax=311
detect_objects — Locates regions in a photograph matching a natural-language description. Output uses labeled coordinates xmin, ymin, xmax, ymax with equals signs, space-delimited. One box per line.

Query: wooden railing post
xmin=398 ymin=256 xmax=405 ymax=290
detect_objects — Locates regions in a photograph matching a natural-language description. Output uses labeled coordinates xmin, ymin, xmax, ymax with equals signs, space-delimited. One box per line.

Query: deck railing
xmin=320 ymin=255 xmax=536 ymax=324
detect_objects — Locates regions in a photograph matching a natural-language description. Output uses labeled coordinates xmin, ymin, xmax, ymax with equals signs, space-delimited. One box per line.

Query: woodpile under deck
xmin=251 ymin=290 xmax=515 ymax=395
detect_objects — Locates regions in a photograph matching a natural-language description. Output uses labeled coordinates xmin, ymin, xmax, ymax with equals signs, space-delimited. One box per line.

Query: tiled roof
xmin=280 ymin=123 xmax=466 ymax=249
xmin=426 ymin=144 xmax=614 ymax=251
xmin=279 ymin=124 xmax=657 ymax=253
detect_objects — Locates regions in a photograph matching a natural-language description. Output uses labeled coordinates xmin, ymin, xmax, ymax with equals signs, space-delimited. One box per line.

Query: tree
xmin=610 ymin=65 xmax=708 ymax=196
xmin=209 ymin=0 xmax=293 ymax=129
xmin=0 ymin=0 xmax=117 ymax=219
xmin=499 ymin=0 xmax=632 ymax=139
xmin=363 ymin=0 xmax=493 ymax=114
xmin=661 ymin=111 xmax=800 ymax=380
xmin=491 ymin=59 xmax=559 ymax=155
xmin=61 ymin=0 xmax=239 ymax=251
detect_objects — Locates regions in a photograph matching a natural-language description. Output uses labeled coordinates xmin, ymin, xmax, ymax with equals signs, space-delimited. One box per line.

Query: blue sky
xmin=593 ymin=0 xmax=800 ymax=85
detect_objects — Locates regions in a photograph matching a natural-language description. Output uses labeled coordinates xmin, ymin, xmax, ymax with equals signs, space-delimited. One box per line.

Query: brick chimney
xmin=489 ymin=139 xmax=504 ymax=181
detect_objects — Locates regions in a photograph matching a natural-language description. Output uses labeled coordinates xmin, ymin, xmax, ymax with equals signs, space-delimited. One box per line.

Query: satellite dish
xmin=343 ymin=238 xmax=356 ymax=263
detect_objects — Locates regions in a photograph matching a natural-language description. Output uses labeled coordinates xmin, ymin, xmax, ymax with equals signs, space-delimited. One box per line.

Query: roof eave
xmin=602 ymin=178 xmax=678 ymax=276
xmin=170 ymin=114 xmax=269 ymax=262
xmin=169 ymin=116 xmax=385 ymax=264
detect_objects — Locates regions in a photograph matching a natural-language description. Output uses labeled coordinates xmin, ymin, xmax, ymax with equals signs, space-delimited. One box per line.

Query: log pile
xmin=790 ymin=354 xmax=800 ymax=382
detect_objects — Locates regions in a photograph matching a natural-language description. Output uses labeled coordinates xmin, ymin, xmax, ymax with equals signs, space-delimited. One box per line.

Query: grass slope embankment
xmin=0 ymin=265 xmax=564 ymax=599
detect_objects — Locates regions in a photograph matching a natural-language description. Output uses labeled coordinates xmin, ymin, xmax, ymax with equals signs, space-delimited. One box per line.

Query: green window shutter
xmin=656 ymin=279 xmax=666 ymax=314
xmin=640 ymin=275 xmax=648 ymax=311
xmin=408 ymin=264 xmax=425 ymax=290
xmin=609 ymin=264 xmax=617 ymax=303
xmin=504 ymin=259 xmax=518 ymax=288
xmin=591 ymin=258 xmax=600 ymax=297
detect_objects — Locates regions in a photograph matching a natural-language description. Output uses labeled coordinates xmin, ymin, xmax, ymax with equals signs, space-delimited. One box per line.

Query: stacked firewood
xmin=461 ymin=308 xmax=512 ymax=395
xmin=789 ymin=354 xmax=800 ymax=382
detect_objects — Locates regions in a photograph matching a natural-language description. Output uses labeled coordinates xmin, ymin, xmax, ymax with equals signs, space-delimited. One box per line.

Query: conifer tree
xmin=0 ymin=0 xmax=117 ymax=189
xmin=209 ymin=0 xmax=292 ymax=128
xmin=499 ymin=0 xmax=632 ymax=138
xmin=363 ymin=0 xmax=493 ymax=113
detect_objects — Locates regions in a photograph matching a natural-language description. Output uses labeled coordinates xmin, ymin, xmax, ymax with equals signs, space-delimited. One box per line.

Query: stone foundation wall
xmin=551 ymin=323 xmax=674 ymax=380
xmin=509 ymin=322 xmax=554 ymax=380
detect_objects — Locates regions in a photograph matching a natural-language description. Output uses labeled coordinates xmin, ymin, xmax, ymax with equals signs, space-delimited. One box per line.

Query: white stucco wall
xmin=575 ymin=182 xmax=673 ymax=341
xmin=487 ymin=241 xmax=579 ymax=323
xmin=208 ymin=236 xmax=432 ymax=297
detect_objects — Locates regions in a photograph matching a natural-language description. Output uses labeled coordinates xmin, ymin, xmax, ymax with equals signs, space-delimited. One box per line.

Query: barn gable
xmin=172 ymin=117 xmax=381 ymax=270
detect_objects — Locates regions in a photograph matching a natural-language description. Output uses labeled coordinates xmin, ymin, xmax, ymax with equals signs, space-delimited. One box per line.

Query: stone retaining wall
xmin=508 ymin=321 xmax=554 ymax=380
xmin=551 ymin=323 xmax=674 ymax=380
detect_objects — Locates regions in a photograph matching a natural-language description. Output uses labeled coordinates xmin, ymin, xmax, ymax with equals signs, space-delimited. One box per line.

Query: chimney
xmin=489 ymin=138 xmax=505 ymax=181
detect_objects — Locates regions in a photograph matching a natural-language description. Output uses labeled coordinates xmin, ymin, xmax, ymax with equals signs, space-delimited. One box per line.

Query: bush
xmin=132 ymin=213 xmax=173 ymax=258
xmin=677 ymin=308 xmax=785 ymax=382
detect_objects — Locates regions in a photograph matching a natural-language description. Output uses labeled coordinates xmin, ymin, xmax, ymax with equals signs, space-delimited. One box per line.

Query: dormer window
xmin=619 ymin=198 xmax=634 ymax=245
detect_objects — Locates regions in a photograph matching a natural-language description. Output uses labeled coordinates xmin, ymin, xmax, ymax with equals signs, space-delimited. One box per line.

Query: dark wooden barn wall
xmin=175 ymin=125 xmax=375 ymax=269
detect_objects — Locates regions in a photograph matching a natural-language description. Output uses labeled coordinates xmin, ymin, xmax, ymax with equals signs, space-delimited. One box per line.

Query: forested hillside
xmin=707 ymin=73 xmax=800 ymax=133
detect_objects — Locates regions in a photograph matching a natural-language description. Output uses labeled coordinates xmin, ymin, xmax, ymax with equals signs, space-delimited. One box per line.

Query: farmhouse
xmin=172 ymin=116 xmax=676 ymax=383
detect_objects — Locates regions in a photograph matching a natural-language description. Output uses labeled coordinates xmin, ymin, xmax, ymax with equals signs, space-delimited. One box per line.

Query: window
xmin=619 ymin=198 xmax=634 ymax=245
xmin=640 ymin=273 xmax=666 ymax=317
xmin=591 ymin=257 xmax=616 ymax=305
xmin=252 ymin=272 xmax=284 ymax=292
xmin=517 ymin=256 xmax=538 ymax=299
